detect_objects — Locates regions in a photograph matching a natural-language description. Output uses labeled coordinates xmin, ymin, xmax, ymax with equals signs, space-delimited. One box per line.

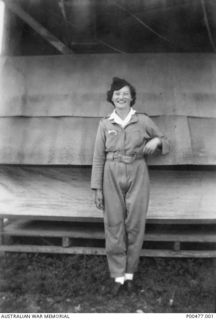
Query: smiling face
xmin=111 ymin=85 xmax=132 ymax=110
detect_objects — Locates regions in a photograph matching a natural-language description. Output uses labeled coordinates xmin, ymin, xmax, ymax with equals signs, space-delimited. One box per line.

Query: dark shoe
xmin=124 ymin=280 xmax=135 ymax=293
xmin=110 ymin=282 xmax=123 ymax=296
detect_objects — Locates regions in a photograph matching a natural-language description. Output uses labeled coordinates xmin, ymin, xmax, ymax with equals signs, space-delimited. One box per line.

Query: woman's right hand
xmin=94 ymin=189 xmax=104 ymax=210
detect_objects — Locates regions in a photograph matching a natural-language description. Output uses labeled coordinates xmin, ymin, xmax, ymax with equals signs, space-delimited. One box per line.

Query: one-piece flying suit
xmin=91 ymin=111 xmax=169 ymax=278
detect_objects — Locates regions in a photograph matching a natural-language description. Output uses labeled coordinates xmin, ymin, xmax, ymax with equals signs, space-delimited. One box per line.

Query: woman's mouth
xmin=117 ymin=100 xmax=127 ymax=104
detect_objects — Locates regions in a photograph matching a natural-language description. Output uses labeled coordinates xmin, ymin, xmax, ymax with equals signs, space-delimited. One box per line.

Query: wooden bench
xmin=1 ymin=166 xmax=216 ymax=257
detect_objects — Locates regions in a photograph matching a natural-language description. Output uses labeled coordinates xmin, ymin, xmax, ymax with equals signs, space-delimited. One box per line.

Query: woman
xmin=91 ymin=77 xmax=169 ymax=295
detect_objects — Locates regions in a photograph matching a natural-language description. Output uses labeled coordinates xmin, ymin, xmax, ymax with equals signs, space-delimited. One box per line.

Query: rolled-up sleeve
xmin=145 ymin=116 xmax=170 ymax=155
xmin=91 ymin=120 xmax=106 ymax=190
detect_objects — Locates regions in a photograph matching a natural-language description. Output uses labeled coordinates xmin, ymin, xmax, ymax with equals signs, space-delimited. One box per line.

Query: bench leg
xmin=0 ymin=218 xmax=4 ymax=256
xmin=213 ymin=259 xmax=216 ymax=312
xmin=62 ymin=237 xmax=70 ymax=248
xmin=174 ymin=241 xmax=181 ymax=252
xmin=0 ymin=218 xmax=3 ymax=245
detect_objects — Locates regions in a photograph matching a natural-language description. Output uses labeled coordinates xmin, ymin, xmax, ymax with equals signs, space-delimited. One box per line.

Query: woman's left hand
xmin=143 ymin=137 xmax=161 ymax=155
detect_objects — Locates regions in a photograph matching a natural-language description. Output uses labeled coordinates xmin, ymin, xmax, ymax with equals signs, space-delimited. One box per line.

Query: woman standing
xmin=91 ymin=77 xmax=169 ymax=295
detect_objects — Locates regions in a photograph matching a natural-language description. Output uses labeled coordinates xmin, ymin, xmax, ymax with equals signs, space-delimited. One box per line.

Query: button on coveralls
xmin=91 ymin=112 xmax=169 ymax=278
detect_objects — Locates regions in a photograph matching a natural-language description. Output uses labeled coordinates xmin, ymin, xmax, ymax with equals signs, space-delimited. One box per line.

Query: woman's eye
xmin=113 ymin=91 xmax=130 ymax=98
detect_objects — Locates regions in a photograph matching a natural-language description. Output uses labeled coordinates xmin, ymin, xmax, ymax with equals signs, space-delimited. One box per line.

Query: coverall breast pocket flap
xmin=106 ymin=129 xmax=119 ymax=149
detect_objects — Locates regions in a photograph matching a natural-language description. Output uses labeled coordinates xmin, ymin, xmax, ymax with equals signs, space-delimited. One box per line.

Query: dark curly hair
xmin=106 ymin=77 xmax=136 ymax=107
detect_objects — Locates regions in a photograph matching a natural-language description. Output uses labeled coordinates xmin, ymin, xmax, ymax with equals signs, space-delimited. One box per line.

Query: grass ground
xmin=0 ymin=253 xmax=215 ymax=313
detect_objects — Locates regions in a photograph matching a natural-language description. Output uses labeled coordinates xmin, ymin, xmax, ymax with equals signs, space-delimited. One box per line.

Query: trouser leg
xmin=125 ymin=160 xmax=150 ymax=273
xmin=103 ymin=161 xmax=127 ymax=278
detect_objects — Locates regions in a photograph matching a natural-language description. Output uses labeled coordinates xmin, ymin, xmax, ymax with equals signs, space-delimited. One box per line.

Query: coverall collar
xmin=109 ymin=108 xmax=138 ymax=128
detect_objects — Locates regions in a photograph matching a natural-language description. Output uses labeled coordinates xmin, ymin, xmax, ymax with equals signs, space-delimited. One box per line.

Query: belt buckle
xmin=120 ymin=154 xmax=135 ymax=164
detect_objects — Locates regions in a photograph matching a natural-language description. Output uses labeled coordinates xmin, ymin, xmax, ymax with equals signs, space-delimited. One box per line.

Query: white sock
xmin=125 ymin=273 xmax=134 ymax=281
xmin=114 ymin=276 xmax=125 ymax=285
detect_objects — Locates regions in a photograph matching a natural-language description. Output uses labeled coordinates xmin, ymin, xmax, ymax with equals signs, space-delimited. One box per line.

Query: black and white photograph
xmin=0 ymin=0 xmax=216 ymax=315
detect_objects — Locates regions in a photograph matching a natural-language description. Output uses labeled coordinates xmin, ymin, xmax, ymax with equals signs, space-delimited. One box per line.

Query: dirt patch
xmin=0 ymin=253 xmax=215 ymax=313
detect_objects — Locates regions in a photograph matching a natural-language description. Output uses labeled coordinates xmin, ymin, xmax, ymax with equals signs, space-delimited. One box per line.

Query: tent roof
xmin=3 ymin=0 xmax=216 ymax=55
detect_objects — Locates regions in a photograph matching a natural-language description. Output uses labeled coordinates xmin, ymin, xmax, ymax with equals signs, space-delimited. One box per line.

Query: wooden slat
xmin=0 ymin=115 xmax=214 ymax=165
xmin=4 ymin=220 xmax=216 ymax=243
xmin=1 ymin=54 xmax=216 ymax=117
xmin=1 ymin=245 xmax=216 ymax=258
xmin=0 ymin=245 xmax=106 ymax=255
xmin=3 ymin=220 xmax=105 ymax=239
xmin=0 ymin=167 xmax=216 ymax=221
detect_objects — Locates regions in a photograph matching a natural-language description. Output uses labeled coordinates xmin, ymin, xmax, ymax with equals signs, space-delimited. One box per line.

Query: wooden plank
xmin=0 ymin=245 xmax=106 ymax=255
xmin=3 ymin=220 xmax=105 ymax=239
xmin=140 ymin=250 xmax=216 ymax=258
xmin=1 ymin=54 xmax=216 ymax=117
xmin=0 ymin=245 xmax=216 ymax=258
xmin=1 ymin=215 xmax=214 ymax=225
xmin=4 ymin=1 xmax=73 ymax=54
xmin=0 ymin=167 xmax=216 ymax=221
xmin=0 ymin=115 xmax=214 ymax=165
xmin=4 ymin=219 xmax=216 ymax=243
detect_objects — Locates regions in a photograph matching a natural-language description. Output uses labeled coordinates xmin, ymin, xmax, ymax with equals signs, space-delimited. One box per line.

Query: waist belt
xmin=106 ymin=152 xmax=143 ymax=164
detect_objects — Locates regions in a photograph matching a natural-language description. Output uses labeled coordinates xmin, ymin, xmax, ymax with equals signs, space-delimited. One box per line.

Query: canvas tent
xmin=0 ymin=0 xmax=216 ymax=256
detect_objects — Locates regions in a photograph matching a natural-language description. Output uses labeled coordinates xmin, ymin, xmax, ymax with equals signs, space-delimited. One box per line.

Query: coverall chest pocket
xmin=105 ymin=129 xmax=120 ymax=150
